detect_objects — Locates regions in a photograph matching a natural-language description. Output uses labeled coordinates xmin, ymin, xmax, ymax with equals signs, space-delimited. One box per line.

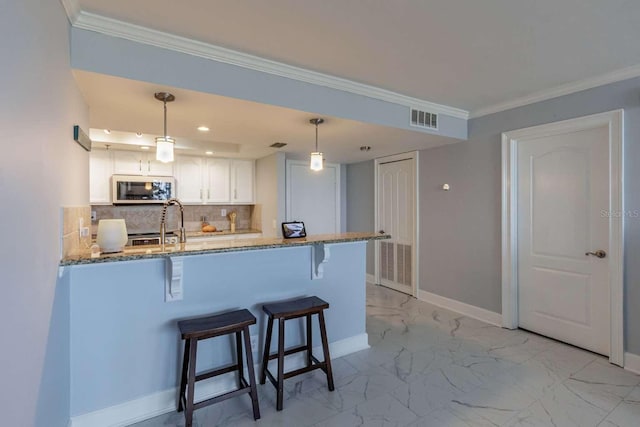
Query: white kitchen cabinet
xmin=175 ymin=156 xmax=204 ymax=203
xmin=175 ymin=156 xmax=253 ymax=204
xmin=89 ymin=149 xmax=113 ymax=204
xmin=113 ymin=150 xmax=173 ymax=176
xmin=230 ymin=159 xmax=255 ymax=203
xmin=204 ymin=158 xmax=230 ymax=203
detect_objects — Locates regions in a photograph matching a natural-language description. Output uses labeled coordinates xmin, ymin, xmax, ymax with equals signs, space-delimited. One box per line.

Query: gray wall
xmin=346 ymin=160 xmax=375 ymax=275
xmin=0 ymin=0 xmax=89 ymax=425
xmin=345 ymin=76 xmax=640 ymax=355
xmin=418 ymin=76 xmax=640 ymax=354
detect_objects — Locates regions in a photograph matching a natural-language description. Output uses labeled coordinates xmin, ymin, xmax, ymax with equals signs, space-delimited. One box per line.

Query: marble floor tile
xmin=510 ymin=380 xmax=610 ymax=427
xmin=445 ymin=376 xmax=536 ymax=427
xmin=562 ymin=359 xmax=640 ymax=412
xmin=600 ymin=385 xmax=640 ymax=427
xmin=528 ymin=342 xmax=600 ymax=381
xmin=128 ymin=284 xmax=640 ymax=427
xmin=314 ymin=393 xmax=418 ymax=427
xmin=391 ymin=369 xmax=467 ymax=417
xmin=329 ymin=366 xmax=408 ymax=411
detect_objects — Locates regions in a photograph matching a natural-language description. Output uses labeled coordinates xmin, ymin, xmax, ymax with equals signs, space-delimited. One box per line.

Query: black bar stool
xmin=177 ymin=309 xmax=260 ymax=426
xmin=259 ymin=296 xmax=334 ymax=410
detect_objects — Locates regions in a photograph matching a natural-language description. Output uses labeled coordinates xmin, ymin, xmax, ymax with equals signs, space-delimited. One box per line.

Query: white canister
xmin=96 ymin=219 xmax=128 ymax=253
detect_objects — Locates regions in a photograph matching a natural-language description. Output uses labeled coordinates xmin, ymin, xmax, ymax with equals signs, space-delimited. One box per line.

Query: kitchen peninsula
xmin=60 ymin=232 xmax=388 ymax=426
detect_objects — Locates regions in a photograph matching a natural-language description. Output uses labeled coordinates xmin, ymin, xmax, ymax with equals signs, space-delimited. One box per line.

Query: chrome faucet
xmin=160 ymin=198 xmax=186 ymax=244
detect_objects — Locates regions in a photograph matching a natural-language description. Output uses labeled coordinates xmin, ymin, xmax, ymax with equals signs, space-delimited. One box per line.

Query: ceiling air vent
xmin=270 ymin=142 xmax=287 ymax=148
xmin=410 ymin=108 xmax=438 ymax=130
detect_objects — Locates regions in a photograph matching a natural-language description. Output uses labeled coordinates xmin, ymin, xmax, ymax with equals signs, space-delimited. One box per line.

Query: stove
xmin=127 ymin=232 xmax=178 ymax=246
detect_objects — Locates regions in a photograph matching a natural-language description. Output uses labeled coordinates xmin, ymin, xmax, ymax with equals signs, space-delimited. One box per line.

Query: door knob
xmin=585 ymin=250 xmax=607 ymax=259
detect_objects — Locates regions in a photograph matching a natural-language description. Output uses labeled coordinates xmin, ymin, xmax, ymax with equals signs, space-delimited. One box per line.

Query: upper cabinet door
xmin=175 ymin=156 xmax=204 ymax=203
xmin=113 ymin=150 xmax=174 ymax=176
xmin=204 ymin=158 xmax=231 ymax=203
xmin=147 ymin=157 xmax=174 ymax=176
xmin=231 ymin=159 xmax=255 ymax=203
xmin=113 ymin=151 xmax=143 ymax=175
xmin=89 ymin=149 xmax=113 ymax=204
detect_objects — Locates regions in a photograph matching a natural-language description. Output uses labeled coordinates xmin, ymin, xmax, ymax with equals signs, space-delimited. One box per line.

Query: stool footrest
xmin=267 ymin=344 xmax=307 ymax=361
xmin=195 ymin=363 xmax=240 ymax=382
xmin=193 ymin=384 xmax=252 ymax=411
xmin=264 ymin=358 xmax=327 ymax=382
xmin=283 ymin=362 xmax=326 ymax=379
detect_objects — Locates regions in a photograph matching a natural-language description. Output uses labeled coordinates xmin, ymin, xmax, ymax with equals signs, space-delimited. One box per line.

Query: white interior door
xmin=376 ymin=156 xmax=415 ymax=295
xmin=286 ymin=161 xmax=340 ymax=234
xmin=517 ymin=126 xmax=610 ymax=355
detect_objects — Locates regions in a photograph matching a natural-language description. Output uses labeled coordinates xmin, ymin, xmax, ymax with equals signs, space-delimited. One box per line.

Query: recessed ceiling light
xmin=140 ymin=146 xmax=150 ymax=150
xmin=270 ymin=142 xmax=287 ymax=148
xmin=136 ymin=132 xmax=143 ymax=138
xmin=197 ymin=126 xmax=210 ymax=132
xmin=103 ymin=129 xmax=111 ymax=134
xmin=360 ymin=146 xmax=371 ymax=151
xmin=205 ymin=151 xmax=213 ymax=155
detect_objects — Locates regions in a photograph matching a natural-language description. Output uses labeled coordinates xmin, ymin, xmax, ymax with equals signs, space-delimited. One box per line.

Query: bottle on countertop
xmin=229 ymin=211 xmax=237 ymax=233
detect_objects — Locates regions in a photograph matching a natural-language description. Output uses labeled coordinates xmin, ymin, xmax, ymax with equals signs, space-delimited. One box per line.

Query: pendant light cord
xmin=315 ymin=122 xmax=319 ymax=152
xmin=163 ymin=99 xmax=168 ymax=139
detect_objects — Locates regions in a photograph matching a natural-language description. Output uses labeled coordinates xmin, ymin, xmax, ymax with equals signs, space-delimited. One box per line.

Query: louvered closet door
xmin=378 ymin=158 xmax=414 ymax=295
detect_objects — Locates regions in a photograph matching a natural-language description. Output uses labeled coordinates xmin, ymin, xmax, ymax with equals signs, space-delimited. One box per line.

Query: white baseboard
xmin=417 ymin=289 xmax=502 ymax=327
xmin=624 ymin=352 xmax=640 ymax=375
xmin=69 ymin=333 xmax=369 ymax=427
xmin=366 ymin=274 xmax=376 ymax=284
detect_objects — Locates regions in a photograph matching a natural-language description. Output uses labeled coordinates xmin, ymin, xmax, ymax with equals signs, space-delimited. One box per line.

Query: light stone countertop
xmin=61 ymin=232 xmax=390 ymax=266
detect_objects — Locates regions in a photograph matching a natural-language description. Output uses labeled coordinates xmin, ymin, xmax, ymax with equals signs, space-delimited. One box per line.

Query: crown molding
xmin=59 ymin=0 xmax=80 ymax=24
xmin=72 ymin=11 xmax=469 ymax=120
xmin=471 ymin=63 xmax=640 ymax=119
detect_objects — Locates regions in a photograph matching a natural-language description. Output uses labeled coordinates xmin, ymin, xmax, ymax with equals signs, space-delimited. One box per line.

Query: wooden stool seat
xmin=260 ymin=296 xmax=334 ymax=411
xmin=177 ymin=309 xmax=260 ymax=426
xmin=262 ymin=296 xmax=329 ymax=319
xmin=179 ymin=309 xmax=256 ymax=339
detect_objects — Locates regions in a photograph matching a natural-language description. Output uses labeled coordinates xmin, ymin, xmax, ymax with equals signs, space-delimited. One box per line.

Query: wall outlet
xmin=80 ymin=227 xmax=90 ymax=237
xmin=272 ymin=219 xmax=277 ymax=229
xmin=250 ymin=335 xmax=259 ymax=352
xmin=220 ymin=209 xmax=227 ymax=217
xmin=91 ymin=210 xmax=97 ymax=221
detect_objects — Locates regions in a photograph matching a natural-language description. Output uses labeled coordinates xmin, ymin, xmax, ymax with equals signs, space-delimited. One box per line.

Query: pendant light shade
xmin=154 ymin=92 xmax=176 ymax=163
xmin=309 ymin=118 xmax=324 ymax=171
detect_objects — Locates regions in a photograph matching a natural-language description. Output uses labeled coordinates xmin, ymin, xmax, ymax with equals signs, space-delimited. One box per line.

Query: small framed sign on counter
xmin=282 ymin=221 xmax=307 ymax=239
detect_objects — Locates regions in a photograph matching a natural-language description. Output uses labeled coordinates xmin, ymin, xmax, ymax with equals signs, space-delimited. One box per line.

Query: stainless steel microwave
xmin=111 ymin=175 xmax=175 ymax=204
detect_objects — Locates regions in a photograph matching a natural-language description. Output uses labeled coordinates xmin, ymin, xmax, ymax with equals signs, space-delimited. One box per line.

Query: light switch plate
xmin=221 ymin=209 xmax=227 ymax=217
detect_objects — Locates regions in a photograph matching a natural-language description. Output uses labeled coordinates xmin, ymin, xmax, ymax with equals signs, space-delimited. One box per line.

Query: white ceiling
xmin=75 ymin=71 xmax=454 ymax=163
xmin=71 ymin=0 xmax=640 ymax=162
xmin=78 ymin=0 xmax=640 ymax=112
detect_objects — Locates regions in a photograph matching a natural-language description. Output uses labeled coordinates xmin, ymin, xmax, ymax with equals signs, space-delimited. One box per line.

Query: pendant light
xmin=309 ymin=118 xmax=324 ymax=171
xmin=154 ymin=92 xmax=176 ymax=163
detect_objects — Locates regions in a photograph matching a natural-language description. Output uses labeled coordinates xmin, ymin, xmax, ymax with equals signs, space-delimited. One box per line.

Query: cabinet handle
xmin=234 ymin=189 xmax=237 ymax=199
xmin=200 ymin=189 xmax=203 ymax=200
xmin=147 ymin=160 xmax=150 ymax=172
xmin=139 ymin=160 xmax=142 ymax=172
xmin=207 ymin=189 xmax=210 ymax=199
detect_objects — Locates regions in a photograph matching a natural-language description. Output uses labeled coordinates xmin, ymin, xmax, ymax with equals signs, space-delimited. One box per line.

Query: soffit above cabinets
xmin=75 ymin=71 xmax=459 ymax=164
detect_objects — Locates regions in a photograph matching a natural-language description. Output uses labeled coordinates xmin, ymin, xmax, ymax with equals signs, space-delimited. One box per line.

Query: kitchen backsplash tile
xmin=91 ymin=204 xmax=254 ymax=234
xmin=61 ymin=206 xmax=91 ymax=258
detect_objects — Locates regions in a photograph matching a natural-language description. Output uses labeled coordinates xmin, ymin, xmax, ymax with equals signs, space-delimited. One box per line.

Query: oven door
xmin=112 ymin=175 xmax=174 ymax=204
